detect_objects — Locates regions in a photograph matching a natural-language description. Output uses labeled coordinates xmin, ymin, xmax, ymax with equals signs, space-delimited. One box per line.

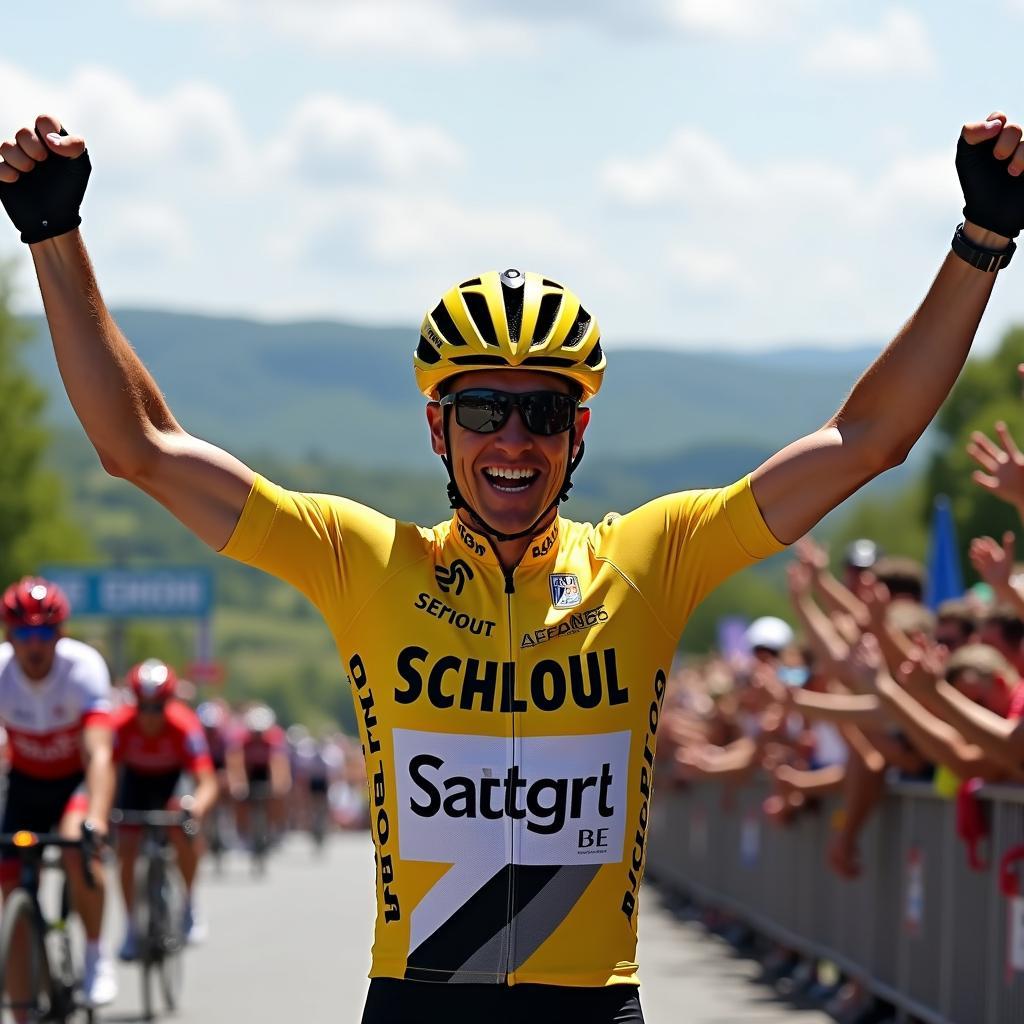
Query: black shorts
xmin=360 ymin=978 xmax=644 ymax=1024
xmin=309 ymin=776 xmax=329 ymax=795
xmin=247 ymin=764 xmax=270 ymax=786
xmin=116 ymin=768 xmax=181 ymax=812
xmin=1 ymin=769 xmax=85 ymax=835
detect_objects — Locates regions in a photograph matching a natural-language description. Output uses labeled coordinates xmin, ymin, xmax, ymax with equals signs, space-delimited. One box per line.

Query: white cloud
xmin=270 ymin=95 xmax=462 ymax=186
xmin=803 ymin=9 xmax=936 ymax=76
xmin=139 ymin=0 xmax=536 ymax=57
xmin=0 ymin=63 xmax=249 ymax=190
xmin=602 ymin=127 xmax=955 ymax=226
xmin=667 ymin=0 xmax=813 ymax=38
xmin=95 ymin=201 xmax=193 ymax=265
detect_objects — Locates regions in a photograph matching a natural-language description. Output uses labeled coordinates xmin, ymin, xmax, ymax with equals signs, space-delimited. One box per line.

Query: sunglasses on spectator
xmin=439 ymin=389 xmax=578 ymax=436
xmin=10 ymin=625 xmax=59 ymax=643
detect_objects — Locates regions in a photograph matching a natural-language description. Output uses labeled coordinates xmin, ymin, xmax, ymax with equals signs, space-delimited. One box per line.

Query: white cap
xmin=745 ymin=616 xmax=794 ymax=653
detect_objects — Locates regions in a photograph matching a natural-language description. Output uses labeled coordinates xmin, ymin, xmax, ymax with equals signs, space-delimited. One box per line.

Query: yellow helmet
xmin=414 ymin=269 xmax=605 ymax=400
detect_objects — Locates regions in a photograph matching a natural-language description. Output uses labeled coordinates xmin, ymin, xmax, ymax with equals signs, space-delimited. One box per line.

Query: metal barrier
xmin=646 ymin=780 xmax=1024 ymax=1024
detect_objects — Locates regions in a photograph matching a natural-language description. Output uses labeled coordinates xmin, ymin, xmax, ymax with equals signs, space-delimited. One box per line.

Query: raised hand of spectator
xmin=858 ymin=574 xmax=889 ymax=632
xmin=968 ymin=421 xmax=1024 ymax=510
xmin=969 ymin=531 xmax=1015 ymax=591
xmin=794 ymin=535 xmax=829 ymax=573
xmin=847 ymin=633 xmax=884 ymax=694
xmin=786 ymin=561 xmax=814 ymax=602
xmin=895 ymin=644 xmax=945 ymax=695
xmin=751 ymin=661 xmax=792 ymax=707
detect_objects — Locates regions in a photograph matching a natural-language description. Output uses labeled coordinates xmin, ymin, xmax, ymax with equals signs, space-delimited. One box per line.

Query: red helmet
xmin=127 ymin=659 xmax=178 ymax=703
xmin=3 ymin=577 xmax=71 ymax=628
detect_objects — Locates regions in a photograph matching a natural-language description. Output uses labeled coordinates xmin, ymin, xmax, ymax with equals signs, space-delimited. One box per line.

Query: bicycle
xmin=0 ymin=828 xmax=97 ymax=1023
xmin=111 ymin=808 xmax=195 ymax=1021
xmin=245 ymin=784 xmax=273 ymax=877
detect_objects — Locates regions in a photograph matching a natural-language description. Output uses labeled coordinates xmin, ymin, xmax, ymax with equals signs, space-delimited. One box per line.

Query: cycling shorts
xmin=360 ymin=978 xmax=644 ymax=1024
xmin=116 ymin=768 xmax=181 ymax=813
xmin=1 ymin=769 xmax=86 ymax=835
xmin=247 ymin=764 xmax=271 ymax=786
xmin=309 ymin=776 xmax=329 ymax=795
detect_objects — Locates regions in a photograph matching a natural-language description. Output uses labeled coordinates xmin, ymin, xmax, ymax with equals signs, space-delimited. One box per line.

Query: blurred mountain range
xmin=24 ymin=310 xmax=881 ymax=487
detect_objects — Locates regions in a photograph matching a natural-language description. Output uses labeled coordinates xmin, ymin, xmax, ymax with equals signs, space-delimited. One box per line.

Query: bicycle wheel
xmin=134 ymin=855 xmax=156 ymax=1021
xmin=0 ymin=888 xmax=54 ymax=1021
xmin=153 ymin=859 xmax=184 ymax=1012
xmin=250 ymin=801 xmax=269 ymax=877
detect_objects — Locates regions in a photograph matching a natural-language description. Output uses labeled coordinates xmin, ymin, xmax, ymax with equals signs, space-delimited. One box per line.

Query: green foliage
xmin=0 ymin=266 xmax=88 ymax=586
xmin=824 ymin=476 xmax=930 ymax=566
xmin=925 ymin=325 xmax=1024 ymax=579
xmin=679 ymin=562 xmax=791 ymax=653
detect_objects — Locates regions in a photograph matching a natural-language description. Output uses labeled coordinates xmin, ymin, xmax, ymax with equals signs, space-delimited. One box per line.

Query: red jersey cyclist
xmin=113 ymin=659 xmax=218 ymax=958
xmin=225 ymin=705 xmax=291 ymax=846
xmin=0 ymin=578 xmax=117 ymax=1008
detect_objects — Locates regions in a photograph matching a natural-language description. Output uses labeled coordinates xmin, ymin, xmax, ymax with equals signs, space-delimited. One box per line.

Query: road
xmin=99 ymin=831 xmax=830 ymax=1023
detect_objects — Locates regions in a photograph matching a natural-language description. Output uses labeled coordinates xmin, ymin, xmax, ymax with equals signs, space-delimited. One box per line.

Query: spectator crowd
xmin=659 ymin=409 xmax=1024 ymax=1022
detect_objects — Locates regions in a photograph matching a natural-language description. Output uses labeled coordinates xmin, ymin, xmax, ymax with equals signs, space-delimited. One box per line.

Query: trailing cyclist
xmin=0 ymin=577 xmax=117 ymax=1008
xmin=3 ymin=109 xmax=1023 ymax=1022
xmin=226 ymin=705 xmax=291 ymax=852
xmin=113 ymin=659 xmax=218 ymax=958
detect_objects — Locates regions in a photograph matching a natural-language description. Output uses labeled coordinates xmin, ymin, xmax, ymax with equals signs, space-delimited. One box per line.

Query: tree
xmin=0 ymin=263 xmax=88 ymax=585
xmin=924 ymin=324 xmax=1024 ymax=577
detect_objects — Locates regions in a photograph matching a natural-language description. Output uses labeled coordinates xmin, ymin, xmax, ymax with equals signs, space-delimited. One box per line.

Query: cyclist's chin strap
xmin=440 ymin=407 xmax=585 ymax=544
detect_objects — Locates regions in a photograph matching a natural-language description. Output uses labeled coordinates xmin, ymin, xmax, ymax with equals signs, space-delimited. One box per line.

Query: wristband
xmin=950 ymin=222 xmax=1015 ymax=272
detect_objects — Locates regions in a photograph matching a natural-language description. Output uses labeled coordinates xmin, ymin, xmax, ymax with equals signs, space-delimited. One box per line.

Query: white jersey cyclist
xmin=0 ymin=636 xmax=112 ymax=777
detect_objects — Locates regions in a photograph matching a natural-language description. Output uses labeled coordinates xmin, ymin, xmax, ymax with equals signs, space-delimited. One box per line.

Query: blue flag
xmin=925 ymin=494 xmax=963 ymax=610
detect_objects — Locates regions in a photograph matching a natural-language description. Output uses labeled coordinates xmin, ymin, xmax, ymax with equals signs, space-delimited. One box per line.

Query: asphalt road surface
xmin=97 ymin=831 xmax=830 ymax=1023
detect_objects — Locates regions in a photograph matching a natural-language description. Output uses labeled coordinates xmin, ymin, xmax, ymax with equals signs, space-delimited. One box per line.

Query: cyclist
xmin=1 ymin=110 xmax=1021 ymax=1023
xmin=112 ymin=659 xmax=218 ymax=958
xmin=196 ymin=698 xmax=233 ymax=852
xmin=226 ymin=705 xmax=291 ymax=846
xmin=0 ymin=577 xmax=117 ymax=1008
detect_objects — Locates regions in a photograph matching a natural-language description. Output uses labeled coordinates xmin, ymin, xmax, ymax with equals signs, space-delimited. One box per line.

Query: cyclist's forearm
xmin=192 ymin=770 xmax=219 ymax=819
xmin=30 ymin=230 xmax=178 ymax=476
xmin=84 ymin=747 xmax=115 ymax=823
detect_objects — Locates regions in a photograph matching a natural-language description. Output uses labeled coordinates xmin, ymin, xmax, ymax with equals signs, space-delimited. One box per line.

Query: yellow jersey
xmin=221 ymin=473 xmax=783 ymax=987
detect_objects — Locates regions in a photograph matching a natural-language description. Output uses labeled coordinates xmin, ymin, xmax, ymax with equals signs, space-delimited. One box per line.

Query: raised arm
xmin=0 ymin=116 xmax=253 ymax=549
xmin=750 ymin=113 xmax=1022 ymax=543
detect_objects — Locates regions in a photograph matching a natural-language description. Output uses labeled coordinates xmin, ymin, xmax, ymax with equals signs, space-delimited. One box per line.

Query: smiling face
xmin=426 ymin=369 xmax=591 ymax=539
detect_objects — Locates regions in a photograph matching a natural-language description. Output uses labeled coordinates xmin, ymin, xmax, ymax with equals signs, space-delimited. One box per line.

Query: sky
xmin=1 ymin=0 xmax=1023 ymax=352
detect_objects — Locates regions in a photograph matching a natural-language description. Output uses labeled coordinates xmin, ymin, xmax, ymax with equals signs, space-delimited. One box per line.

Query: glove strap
xmin=951 ymin=222 xmax=1016 ymax=272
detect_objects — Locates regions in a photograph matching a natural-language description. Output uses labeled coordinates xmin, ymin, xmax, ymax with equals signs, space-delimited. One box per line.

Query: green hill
xmin=23 ymin=309 xmax=877 ymax=471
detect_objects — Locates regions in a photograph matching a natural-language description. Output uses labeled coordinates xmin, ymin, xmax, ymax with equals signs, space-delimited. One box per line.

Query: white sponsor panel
xmin=393 ymin=728 xmax=630 ymax=867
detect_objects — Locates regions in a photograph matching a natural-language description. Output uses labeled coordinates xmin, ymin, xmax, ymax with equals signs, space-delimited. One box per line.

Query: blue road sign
xmin=41 ymin=567 xmax=214 ymax=618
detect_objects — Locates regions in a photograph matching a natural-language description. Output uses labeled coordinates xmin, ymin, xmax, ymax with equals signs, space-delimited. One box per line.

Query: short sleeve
xmin=594 ymin=475 xmax=786 ymax=638
xmin=70 ymin=644 xmax=113 ymax=727
xmin=218 ymin=474 xmax=405 ymax=622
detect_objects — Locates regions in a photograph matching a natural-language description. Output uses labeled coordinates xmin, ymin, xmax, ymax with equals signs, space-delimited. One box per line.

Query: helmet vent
xmin=460 ymin=277 xmax=481 ymax=287
xmin=584 ymin=339 xmax=604 ymax=367
xmin=450 ymin=354 xmax=512 ymax=367
xmin=531 ymin=292 xmax=563 ymax=348
xmin=563 ymin=307 xmax=592 ymax=349
xmin=416 ymin=337 xmax=441 ymax=364
xmin=522 ymin=356 xmax=577 ymax=368
xmin=431 ymin=301 xmax=466 ymax=347
xmin=501 ymin=279 xmax=524 ymax=345
xmin=463 ymin=291 xmax=499 ymax=348
xmin=542 ymin=278 xmax=563 ymax=289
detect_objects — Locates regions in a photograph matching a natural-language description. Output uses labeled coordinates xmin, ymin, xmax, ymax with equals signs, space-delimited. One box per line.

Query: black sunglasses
xmin=439 ymin=388 xmax=578 ymax=436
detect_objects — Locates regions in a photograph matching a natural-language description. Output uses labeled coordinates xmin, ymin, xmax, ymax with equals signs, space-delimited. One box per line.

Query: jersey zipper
xmin=502 ymin=565 xmax=517 ymax=984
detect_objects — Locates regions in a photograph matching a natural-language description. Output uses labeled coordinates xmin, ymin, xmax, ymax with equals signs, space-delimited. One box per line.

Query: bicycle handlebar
xmin=110 ymin=809 xmax=199 ymax=836
xmin=0 ymin=831 xmax=97 ymax=888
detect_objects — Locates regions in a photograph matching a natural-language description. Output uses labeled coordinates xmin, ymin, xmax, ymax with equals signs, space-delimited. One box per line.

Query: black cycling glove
xmin=957 ymin=133 xmax=1024 ymax=239
xmin=0 ymin=128 xmax=91 ymax=244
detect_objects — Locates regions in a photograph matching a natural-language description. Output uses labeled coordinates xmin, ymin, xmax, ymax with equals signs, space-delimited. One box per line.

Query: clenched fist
xmin=0 ymin=115 xmax=90 ymax=244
